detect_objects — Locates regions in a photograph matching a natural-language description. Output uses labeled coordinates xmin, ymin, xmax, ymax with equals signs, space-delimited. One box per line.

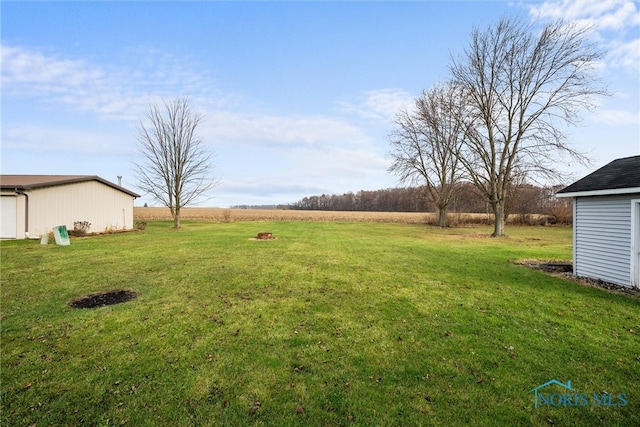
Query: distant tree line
xmin=289 ymin=183 xmax=572 ymax=224
xmin=230 ymin=204 xmax=282 ymax=210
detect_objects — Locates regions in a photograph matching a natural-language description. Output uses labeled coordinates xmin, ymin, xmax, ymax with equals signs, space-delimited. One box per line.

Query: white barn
xmin=0 ymin=175 xmax=140 ymax=239
xmin=556 ymin=156 xmax=640 ymax=289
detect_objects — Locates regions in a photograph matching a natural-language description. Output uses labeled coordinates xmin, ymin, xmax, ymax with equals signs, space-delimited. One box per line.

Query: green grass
xmin=2 ymin=222 xmax=638 ymax=426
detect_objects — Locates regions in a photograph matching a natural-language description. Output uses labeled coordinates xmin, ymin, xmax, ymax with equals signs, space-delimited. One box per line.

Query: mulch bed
xmin=518 ymin=260 xmax=640 ymax=299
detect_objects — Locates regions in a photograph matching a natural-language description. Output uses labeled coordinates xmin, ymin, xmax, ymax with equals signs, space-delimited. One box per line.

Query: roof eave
xmin=556 ymin=187 xmax=640 ymax=198
xmin=0 ymin=176 xmax=140 ymax=198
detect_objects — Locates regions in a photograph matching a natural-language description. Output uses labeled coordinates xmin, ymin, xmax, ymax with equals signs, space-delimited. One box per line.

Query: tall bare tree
xmin=450 ymin=16 xmax=607 ymax=236
xmin=388 ymin=82 xmax=465 ymax=227
xmin=134 ymin=98 xmax=217 ymax=228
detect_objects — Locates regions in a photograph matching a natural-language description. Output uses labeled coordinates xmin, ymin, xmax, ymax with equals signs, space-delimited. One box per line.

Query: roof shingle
xmin=557 ymin=156 xmax=640 ymax=195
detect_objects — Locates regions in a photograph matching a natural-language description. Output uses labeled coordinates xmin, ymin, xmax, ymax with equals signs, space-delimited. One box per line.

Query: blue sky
xmin=2 ymin=1 xmax=638 ymax=208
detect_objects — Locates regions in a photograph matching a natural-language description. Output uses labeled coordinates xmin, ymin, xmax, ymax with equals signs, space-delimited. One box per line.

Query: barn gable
xmin=557 ymin=156 xmax=640 ymax=289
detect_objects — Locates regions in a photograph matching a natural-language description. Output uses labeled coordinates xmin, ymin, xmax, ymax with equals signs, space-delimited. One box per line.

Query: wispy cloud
xmin=1 ymin=44 xmax=220 ymax=120
xmin=606 ymin=37 xmax=640 ymax=75
xmin=1 ymin=42 xmax=394 ymax=205
xmin=218 ymin=179 xmax=326 ymax=202
xmin=529 ymin=0 xmax=639 ymax=29
xmin=2 ymin=44 xmax=132 ymax=119
xmin=593 ymin=108 xmax=640 ymax=125
xmin=1 ymin=45 xmax=104 ymax=90
xmin=2 ymin=42 xmax=379 ymax=153
xmin=204 ymin=109 xmax=392 ymax=203
xmin=215 ymin=143 xmax=392 ymax=205
xmin=203 ymin=110 xmax=372 ymax=149
xmin=528 ymin=0 xmax=640 ymax=75
xmin=336 ymin=88 xmax=414 ymax=122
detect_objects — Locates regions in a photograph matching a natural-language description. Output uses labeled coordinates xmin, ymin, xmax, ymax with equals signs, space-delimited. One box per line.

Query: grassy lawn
xmin=1 ymin=222 xmax=638 ymax=426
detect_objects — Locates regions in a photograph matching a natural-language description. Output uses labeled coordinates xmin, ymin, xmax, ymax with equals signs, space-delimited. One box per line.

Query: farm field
xmin=1 ymin=221 xmax=639 ymax=426
xmin=134 ymin=207 xmax=513 ymax=224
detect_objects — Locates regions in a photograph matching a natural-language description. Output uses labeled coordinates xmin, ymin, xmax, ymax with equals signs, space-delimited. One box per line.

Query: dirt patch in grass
xmin=249 ymin=232 xmax=277 ymax=241
xmin=517 ymin=260 xmax=640 ymax=299
xmin=69 ymin=290 xmax=137 ymax=309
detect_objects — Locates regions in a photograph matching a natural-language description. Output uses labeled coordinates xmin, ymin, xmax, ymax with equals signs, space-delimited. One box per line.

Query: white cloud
xmin=607 ymin=38 xmax=640 ymax=74
xmin=529 ymin=0 xmax=640 ymax=31
xmin=598 ymin=1 xmax=640 ymax=30
xmin=1 ymin=44 xmax=133 ymax=119
xmin=1 ymin=44 xmax=220 ymax=121
xmin=527 ymin=0 xmax=640 ymax=76
xmin=202 ymin=110 xmax=372 ymax=149
xmin=336 ymin=88 xmax=414 ymax=121
xmin=593 ymin=108 xmax=640 ymax=125
xmin=1 ymin=43 xmax=397 ymax=206
xmin=218 ymin=178 xmax=326 ymax=202
xmin=1 ymin=44 xmax=103 ymax=89
xmin=202 ymin=108 xmax=394 ymax=205
xmin=214 ymin=142 xmax=393 ymax=206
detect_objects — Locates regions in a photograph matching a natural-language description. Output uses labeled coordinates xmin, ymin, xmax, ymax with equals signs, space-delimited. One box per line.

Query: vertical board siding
xmin=28 ymin=181 xmax=135 ymax=237
xmin=1 ymin=193 xmax=27 ymax=239
xmin=575 ymin=196 xmax=632 ymax=287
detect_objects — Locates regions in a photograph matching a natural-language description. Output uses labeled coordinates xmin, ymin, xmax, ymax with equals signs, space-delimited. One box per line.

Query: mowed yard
xmin=1 ymin=221 xmax=638 ymax=426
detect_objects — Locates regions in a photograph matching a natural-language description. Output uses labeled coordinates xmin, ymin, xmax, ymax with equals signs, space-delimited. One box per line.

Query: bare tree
xmin=450 ymin=16 xmax=607 ymax=236
xmin=134 ymin=98 xmax=217 ymax=228
xmin=388 ymin=82 xmax=465 ymax=227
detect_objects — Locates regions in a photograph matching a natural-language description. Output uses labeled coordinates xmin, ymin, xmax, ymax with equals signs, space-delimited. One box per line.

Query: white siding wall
xmin=28 ymin=181 xmax=135 ymax=237
xmin=575 ymin=195 xmax=633 ymax=287
xmin=1 ymin=195 xmax=18 ymax=238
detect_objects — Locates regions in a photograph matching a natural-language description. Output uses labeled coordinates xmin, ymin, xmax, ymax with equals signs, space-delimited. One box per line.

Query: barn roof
xmin=556 ymin=156 xmax=640 ymax=197
xmin=0 ymin=175 xmax=140 ymax=198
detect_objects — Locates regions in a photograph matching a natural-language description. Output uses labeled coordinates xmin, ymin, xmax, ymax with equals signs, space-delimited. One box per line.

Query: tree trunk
xmin=438 ymin=205 xmax=447 ymax=228
xmin=491 ymin=200 xmax=506 ymax=237
xmin=173 ymin=207 xmax=181 ymax=229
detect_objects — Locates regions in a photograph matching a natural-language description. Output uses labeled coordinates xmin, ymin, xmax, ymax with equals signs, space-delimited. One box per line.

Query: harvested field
xmin=134 ymin=207 xmax=547 ymax=225
xmin=135 ymin=207 xmax=437 ymax=223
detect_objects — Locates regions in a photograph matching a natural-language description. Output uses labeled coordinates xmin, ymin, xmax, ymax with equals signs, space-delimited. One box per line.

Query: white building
xmin=556 ymin=156 xmax=640 ymax=289
xmin=1 ymin=175 xmax=140 ymax=239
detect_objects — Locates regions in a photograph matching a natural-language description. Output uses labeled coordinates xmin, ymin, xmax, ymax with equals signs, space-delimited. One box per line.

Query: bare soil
xmin=69 ymin=290 xmax=137 ymax=309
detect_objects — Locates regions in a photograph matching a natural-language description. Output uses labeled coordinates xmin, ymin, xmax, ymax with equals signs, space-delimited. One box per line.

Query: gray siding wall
xmin=575 ymin=195 xmax=632 ymax=287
